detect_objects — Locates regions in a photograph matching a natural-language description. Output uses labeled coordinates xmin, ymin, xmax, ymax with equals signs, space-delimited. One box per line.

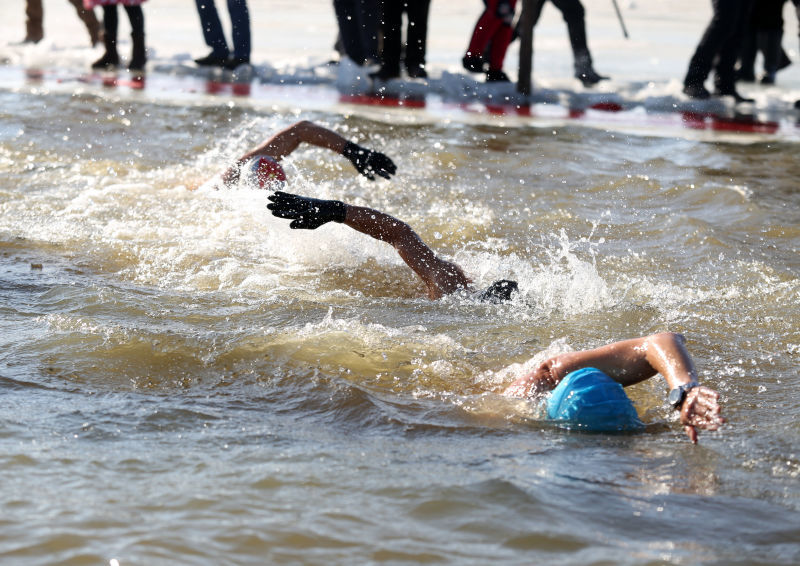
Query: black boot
xmin=574 ymin=51 xmax=608 ymax=87
xmin=91 ymin=29 xmax=119 ymax=70
xmin=683 ymin=83 xmax=711 ymax=100
xmin=485 ymin=69 xmax=510 ymax=82
xmin=462 ymin=54 xmax=485 ymax=73
xmin=713 ymin=83 xmax=754 ymax=104
xmin=128 ymin=32 xmax=147 ymax=72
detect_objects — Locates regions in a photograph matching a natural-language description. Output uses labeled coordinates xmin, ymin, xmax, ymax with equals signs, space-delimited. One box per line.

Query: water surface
xmin=1 ymin=84 xmax=798 ymax=565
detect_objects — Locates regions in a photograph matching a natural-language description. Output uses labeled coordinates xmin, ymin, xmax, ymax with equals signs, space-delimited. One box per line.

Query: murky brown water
xmin=1 ymin=80 xmax=799 ymax=565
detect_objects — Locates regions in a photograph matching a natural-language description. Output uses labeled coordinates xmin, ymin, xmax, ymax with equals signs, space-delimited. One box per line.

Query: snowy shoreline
xmin=2 ymin=0 xmax=800 ymax=138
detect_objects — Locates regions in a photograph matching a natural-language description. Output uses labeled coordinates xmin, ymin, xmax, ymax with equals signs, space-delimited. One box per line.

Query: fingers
xmin=680 ymin=386 xmax=725 ymax=434
xmin=384 ymin=157 xmax=398 ymax=175
xmin=362 ymin=153 xmax=396 ymax=181
xmin=268 ymin=206 xmax=300 ymax=219
xmin=684 ymin=424 xmax=698 ymax=444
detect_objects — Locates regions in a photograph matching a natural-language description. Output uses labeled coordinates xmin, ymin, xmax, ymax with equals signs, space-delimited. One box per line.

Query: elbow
xmin=648 ymin=331 xmax=685 ymax=344
xmin=643 ymin=332 xmax=686 ymax=353
xmin=289 ymin=120 xmax=314 ymax=135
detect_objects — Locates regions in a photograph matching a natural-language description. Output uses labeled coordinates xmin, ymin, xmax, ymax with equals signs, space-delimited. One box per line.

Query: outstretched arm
xmin=266 ymin=192 xmax=470 ymax=299
xmin=219 ymin=121 xmax=396 ymax=185
xmin=343 ymin=205 xmax=471 ymax=299
xmin=504 ymin=332 xmax=724 ymax=443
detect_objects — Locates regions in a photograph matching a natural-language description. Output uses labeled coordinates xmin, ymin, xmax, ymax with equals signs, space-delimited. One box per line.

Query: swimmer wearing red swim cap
xmin=215 ymin=120 xmax=397 ymax=188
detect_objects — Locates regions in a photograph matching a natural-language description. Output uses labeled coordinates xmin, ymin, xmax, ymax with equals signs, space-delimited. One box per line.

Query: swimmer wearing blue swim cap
xmin=214 ymin=120 xmax=397 ymax=189
xmin=503 ymin=332 xmax=725 ymax=443
xmin=267 ymin=191 xmax=518 ymax=302
xmin=545 ymin=367 xmax=644 ymax=432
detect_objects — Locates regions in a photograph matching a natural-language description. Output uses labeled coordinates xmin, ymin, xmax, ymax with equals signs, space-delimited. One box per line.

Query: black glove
xmin=342 ymin=141 xmax=397 ymax=181
xmin=267 ymin=191 xmax=347 ymax=230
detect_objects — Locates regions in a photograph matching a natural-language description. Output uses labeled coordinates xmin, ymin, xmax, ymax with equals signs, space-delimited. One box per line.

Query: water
xmin=1 ymin=80 xmax=799 ymax=565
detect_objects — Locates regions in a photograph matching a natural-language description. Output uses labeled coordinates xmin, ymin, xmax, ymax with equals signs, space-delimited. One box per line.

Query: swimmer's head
xmin=243 ymin=155 xmax=287 ymax=189
xmin=478 ymin=279 xmax=518 ymax=303
xmin=546 ymin=368 xmax=644 ymax=432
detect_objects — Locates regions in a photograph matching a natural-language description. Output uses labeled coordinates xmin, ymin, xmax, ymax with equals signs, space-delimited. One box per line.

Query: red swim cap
xmin=250 ymin=155 xmax=287 ymax=188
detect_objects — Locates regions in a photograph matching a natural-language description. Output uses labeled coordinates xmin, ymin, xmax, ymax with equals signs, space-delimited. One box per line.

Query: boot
xmin=713 ymin=81 xmax=754 ymax=104
xmin=462 ymin=54 xmax=485 ymax=73
xmin=777 ymin=48 xmax=791 ymax=72
xmin=92 ymin=28 xmax=119 ymax=70
xmin=574 ymin=51 xmax=608 ymax=87
xmin=128 ymin=32 xmax=147 ymax=72
xmin=485 ymin=69 xmax=510 ymax=82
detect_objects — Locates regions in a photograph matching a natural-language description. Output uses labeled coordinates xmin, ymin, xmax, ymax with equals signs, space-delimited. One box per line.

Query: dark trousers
xmin=684 ymin=0 xmax=755 ymax=90
xmin=194 ymin=0 xmax=251 ymax=59
xmin=102 ymin=3 xmax=145 ymax=43
xmin=380 ymin=0 xmax=431 ymax=74
xmin=25 ymin=0 xmax=101 ymax=44
xmin=466 ymin=0 xmax=518 ymax=70
xmin=529 ymin=0 xmax=589 ymax=58
xmin=334 ymin=0 xmax=380 ymax=64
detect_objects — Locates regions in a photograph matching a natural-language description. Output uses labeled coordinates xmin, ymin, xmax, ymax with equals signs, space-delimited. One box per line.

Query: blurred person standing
xmin=736 ymin=0 xmax=799 ymax=84
xmin=87 ymin=0 xmax=147 ymax=72
xmin=373 ymin=0 xmax=432 ymax=80
xmin=512 ymin=0 xmax=608 ymax=87
xmin=20 ymin=0 xmax=102 ymax=46
xmin=193 ymin=0 xmax=252 ymax=70
xmin=333 ymin=0 xmax=381 ymax=66
xmin=462 ymin=0 xmax=519 ymax=82
xmin=682 ymin=0 xmax=756 ymax=102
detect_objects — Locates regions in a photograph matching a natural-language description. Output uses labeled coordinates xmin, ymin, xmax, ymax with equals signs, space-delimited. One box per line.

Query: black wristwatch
xmin=668 ymin=381 xmax=699 ymax=409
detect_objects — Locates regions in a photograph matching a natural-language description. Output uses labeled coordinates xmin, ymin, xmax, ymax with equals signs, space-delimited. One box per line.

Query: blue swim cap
xmin=546 ymin=367 xmax=644 ymax=432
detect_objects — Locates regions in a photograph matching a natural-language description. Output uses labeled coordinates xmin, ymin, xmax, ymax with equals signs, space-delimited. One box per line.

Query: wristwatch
xmin=668 ymin=381 xmax=699 ymax=409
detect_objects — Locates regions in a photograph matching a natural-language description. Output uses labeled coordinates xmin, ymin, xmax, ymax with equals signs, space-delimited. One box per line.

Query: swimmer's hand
xmin=342 ymin=141 xmax=397 ymax=181
xmin=679 ymin=385 xmax=725 ymax=443
xmin=267 ymin=191 xmax=347 ymax=230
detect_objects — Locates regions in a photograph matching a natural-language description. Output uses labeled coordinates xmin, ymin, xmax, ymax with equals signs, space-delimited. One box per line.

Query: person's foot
xmin=194 ymin=52 xmax=228 ymax=67
xmin=485 ymin=69 xmax=510 ymax=82
xmin=91 ymin=51 xmax=120 ymax=70
xmin=128 ymin=58 xmax=147 ymax=72
xmin=462 ymin=54 xmax=484 ymax=73
xmin=760 ymin=73 xmax=776 ymax=85
xmin=714 ymin=86 xmax=754 ymax=103
xmin=576 ymin=68 xmax=609 ymax=87
xmin=736 ymin=68 xmax=756 ymax=82
xmin=224 ymin=56 xmax=250 ymax=70
xmin=795 ymin=99 xmax=800 ymax=110
xmin=406 ymin=65 xmax=427 ymax=79
xmin=369 ymin=67 xmax=400 ymax=81
xmin=778 ymin=49 xmax=792 ymax=71
xmin=682 ymin=83 xmax=711 ymax=100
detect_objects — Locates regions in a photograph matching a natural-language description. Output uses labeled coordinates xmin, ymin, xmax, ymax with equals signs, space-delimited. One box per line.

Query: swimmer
xmin=215 ymin=120 xmax=397 ymax=188
xmin=503 ymin=332 xmax=725 ymax=443
xmin=266 ymin=191 xmax=518 ymax=302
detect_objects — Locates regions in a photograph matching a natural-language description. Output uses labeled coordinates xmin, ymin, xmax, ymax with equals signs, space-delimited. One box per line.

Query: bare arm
xmin=266 ymin=192 xmax=470 ymax=299
xmin=504 ymin=332 xmax=724 ymax=442
xmin=343 ymin=205 xmax=471 ymax=299
xmin=219 ymin=121 xmax=347 ymax=185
